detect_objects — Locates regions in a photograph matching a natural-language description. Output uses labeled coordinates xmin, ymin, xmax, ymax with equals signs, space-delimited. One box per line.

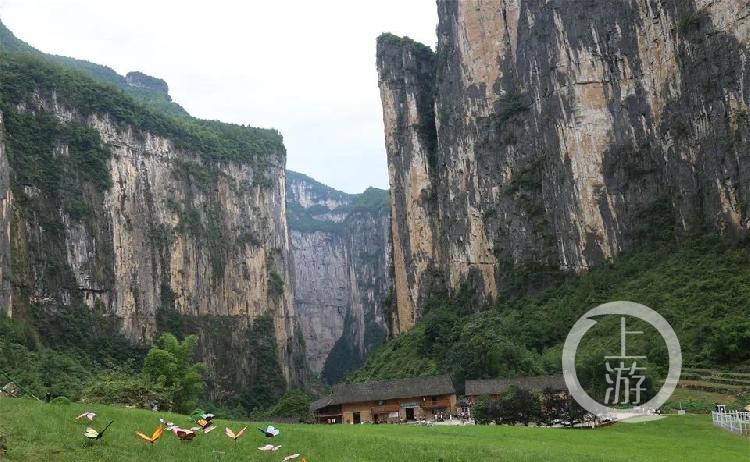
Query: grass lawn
xmin=662 ymin=387 xmax=741 ymax=414
xmin=0 ymin=398 xmax=747 ymax=461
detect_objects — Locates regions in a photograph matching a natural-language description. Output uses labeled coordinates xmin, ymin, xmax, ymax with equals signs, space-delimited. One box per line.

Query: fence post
xmin=713 ymin=410 xmax=750 ymax=436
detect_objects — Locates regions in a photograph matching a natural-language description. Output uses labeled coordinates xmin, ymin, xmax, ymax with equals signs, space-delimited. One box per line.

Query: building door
xmin=353 ymin=412 xmax=361 ymax=424
xmin=405 ymin=408 xmax=415 ymax=421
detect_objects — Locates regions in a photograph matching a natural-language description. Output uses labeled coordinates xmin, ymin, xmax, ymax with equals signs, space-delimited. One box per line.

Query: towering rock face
xmin=286 ymin=171 xmax=391 ymax=383
xmin=0 ymin=56 xmax=304 ymax=400
xmin=0 ymin=112 xmax=12 ymax=315
xmin=378 ymin=0 xmax=750 ymax=331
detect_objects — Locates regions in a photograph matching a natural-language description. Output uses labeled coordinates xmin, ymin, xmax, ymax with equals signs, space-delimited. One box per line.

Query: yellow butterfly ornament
xmin=194 ymin=413 xmax=216 ymax=433
xmin=224 ymin=426 xmax=247 ymax=443
xmin=135 ymin=425 xmax=164 ymax=445
xmin=84 ymin=421 xmax=113 ymax=441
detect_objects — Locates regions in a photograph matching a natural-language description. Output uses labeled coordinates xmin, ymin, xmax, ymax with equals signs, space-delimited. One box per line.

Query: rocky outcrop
xmin=125 ymin=71 xmax=170 ymax=96
xmin=0 ymin=87 xmax=303 ymax=400
xmin=378 ymin=0 xmax=750 ymax=331
xmin=287 ymin=171 xmax=391 ymax=383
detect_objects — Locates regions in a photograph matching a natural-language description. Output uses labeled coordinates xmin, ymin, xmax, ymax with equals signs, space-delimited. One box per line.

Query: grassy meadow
xmin=0 ymin=398 xmax=747 ymax=461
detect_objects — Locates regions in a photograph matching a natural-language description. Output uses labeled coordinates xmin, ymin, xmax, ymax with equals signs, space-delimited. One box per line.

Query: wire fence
xmin=711 ymin=411 xmax=750 ymax=436
xmin=0 ymin=370 xmax=40 ymax=400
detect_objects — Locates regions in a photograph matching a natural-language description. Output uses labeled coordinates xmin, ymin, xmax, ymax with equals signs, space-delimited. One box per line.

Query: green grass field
xmin=0 ymin=399 xmax=747 ymax=461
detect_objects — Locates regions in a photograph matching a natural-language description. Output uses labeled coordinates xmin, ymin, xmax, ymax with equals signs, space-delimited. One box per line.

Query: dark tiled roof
xmin=465 ymin=375 xmax=566 ymax=396
xmin=311 ymin=375 xmax=455 ymax=410
xmin=310 ymin=397 xmax=334 ymax=412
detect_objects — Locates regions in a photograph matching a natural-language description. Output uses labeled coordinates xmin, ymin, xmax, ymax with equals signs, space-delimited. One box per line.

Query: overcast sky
xmin=0 ymin=0 xmax=437 ymax=194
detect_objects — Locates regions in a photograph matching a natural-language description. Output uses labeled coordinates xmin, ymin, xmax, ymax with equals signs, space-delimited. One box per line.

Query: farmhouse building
xmin=311 ymin=375 xmax=457 ymax=424
xmin=464 ymin=375 xmax=567 ymax=402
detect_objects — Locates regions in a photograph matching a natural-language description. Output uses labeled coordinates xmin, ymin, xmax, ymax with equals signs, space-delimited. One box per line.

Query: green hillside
xmin=0 ymin=52 xmax=284 ymax=164
xmin=0 ymin=19 xmax=188 ymax=116
xmin=0 ymin=22 xmax=286 ymax=416
xmin=285 ymin=171 xmax=390 ymax=235
xmin=0 ymin=398 xmax=746 ymax=461
xmin=349 ymin=236 xmax=750 ymax=391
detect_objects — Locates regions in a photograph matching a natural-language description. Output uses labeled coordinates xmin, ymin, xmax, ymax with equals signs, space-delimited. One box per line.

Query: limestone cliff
xmin=378 ymin=0 xmax=750 ymax=331
xmin=286 ymin=171 xmax=391 ymax=383
xmin=0 ymin=52 xmax=304 ymax=401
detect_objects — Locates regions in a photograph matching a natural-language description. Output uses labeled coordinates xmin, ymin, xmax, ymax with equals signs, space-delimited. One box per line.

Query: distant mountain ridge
xmin=286 ymin=170 xmax=392 ymax=383
xmin=0 ymin=19 xmax=188 ymax=116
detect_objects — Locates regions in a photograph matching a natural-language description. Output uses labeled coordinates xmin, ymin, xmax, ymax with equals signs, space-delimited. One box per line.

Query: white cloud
xmin=0 ymin=0 xmax=437 ymax=193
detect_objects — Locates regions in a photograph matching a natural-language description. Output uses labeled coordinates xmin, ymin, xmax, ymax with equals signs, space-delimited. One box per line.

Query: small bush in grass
xmin=82 ymin=372 xmax=171 ymax=409
xmin=265 ymin=390 xmax=313 ymax=422
xmin=49 ymin=396 xmax=71 ymax=405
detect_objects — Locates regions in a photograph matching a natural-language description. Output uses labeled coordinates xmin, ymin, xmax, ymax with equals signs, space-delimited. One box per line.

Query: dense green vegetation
xmin=285 ymin=171 xmax=350 ymax=234
xmin=262 ymin=389 xmax=313 ymax=421
xmin=0 ymin=305 xmax=146 ymax=403
xmin=0 ymin=19 xmax=34 ymax=53
xmin=0 ymin=399 xmax=746 ymax=461
xmin=349 ymin=236 xmax=750 ymax=392
xmin=220 ymin=316 xmax=287 ymax=416
xmin=377 ymin=33 xmax=434 ymax=57
xmin=0 ymin=52 xmax=284 ymax=164
xmin=0 ymin=19 xmax=187 ymax=116
xmin=142 ymin=334 xmax=205 ymax=413
xmin=3 ymin=108 xmax=111 ymax=223
xmin=286 ymin=200 xmax=348 ymax=233
xmin=1 ymin=311 xmax=295 ymax=418
xmin=0 ymin=310 xmax=207 ymax=412
xmin=142 ymin=313 xmax=291 ymax=418
xmin=350 ymin=187 xmax=390 ymax=213
xmin=286 ymin=172 xmax=389 ymax=235
xmin=322 ymin=330 xmax=365 ymax=385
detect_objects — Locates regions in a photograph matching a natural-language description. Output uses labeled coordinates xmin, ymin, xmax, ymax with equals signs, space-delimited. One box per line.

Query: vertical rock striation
xmin=378 ymin=0 xmax=750 ymax=331
xmin=0 ymin=71 xmax=304 ymax=401
xmin=0 ymin=111 xmax=13 ymax=315
xmin=377 ymin=35 xmax=439 ymax=334
xmin=286 ymin=171 xmax=391 ymax=383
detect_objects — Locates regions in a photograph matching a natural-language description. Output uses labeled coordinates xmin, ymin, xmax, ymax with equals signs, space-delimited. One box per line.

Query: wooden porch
xmin=420 ymin=399 xmax=451 ymax=409
xmin=371 ymin=404 xmax=400 ymax=414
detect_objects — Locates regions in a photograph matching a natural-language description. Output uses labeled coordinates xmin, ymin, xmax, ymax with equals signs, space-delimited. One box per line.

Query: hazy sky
xmin=0 ymin=0 xmax=437 ymax=194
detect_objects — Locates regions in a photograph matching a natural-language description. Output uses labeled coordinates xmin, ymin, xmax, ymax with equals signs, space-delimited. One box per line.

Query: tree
xmin=496 ymin=386 xmax=541 ymax=426
xmin=266 ymin=390 xmax=313 ymax=422
xmin=471 ymin=397 xmax=501 ymax=425
xmin=473 ymin=387 xmax=542 ymax=426
xmin=143 ymin=333 xmax=205 ymax=413
xmin=708 ymin=319 xmax=750 ymax=363
xmin=512 ymin=387 xmax=541 ymax=425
